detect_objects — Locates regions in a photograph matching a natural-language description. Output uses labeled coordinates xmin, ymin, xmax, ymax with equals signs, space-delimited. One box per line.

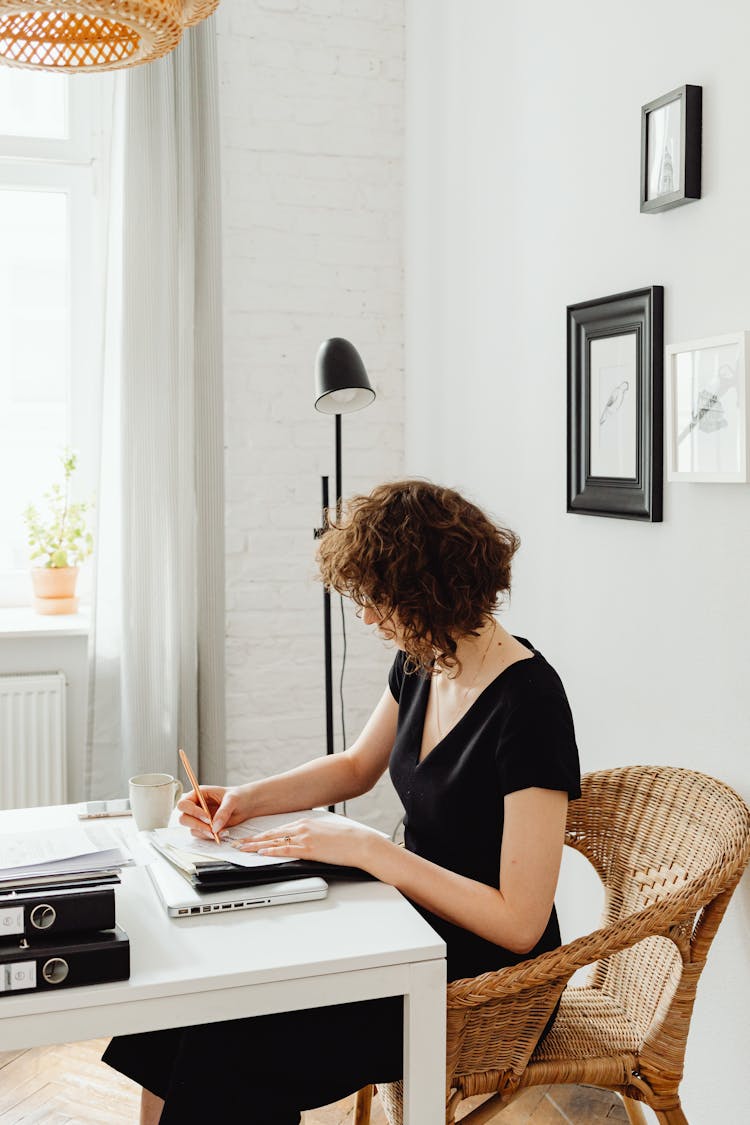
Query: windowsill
xmin=0 ymin=606 xmax=90 ymax=639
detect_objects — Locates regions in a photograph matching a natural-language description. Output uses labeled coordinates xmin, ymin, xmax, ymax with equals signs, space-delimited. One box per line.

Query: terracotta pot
xmin=31 ymin=566 xmax=80 ymax=615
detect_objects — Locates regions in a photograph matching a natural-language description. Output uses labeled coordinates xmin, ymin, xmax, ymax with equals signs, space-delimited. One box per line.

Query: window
xmin=0 ymin=68 xmax=111 ymax=606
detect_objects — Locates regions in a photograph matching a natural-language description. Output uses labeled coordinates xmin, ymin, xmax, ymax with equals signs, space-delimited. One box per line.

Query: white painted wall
xmin=216 ymin=0 xmax=405 ymax=832
xmin=405 ymin=2 xmax=750 ymax=1120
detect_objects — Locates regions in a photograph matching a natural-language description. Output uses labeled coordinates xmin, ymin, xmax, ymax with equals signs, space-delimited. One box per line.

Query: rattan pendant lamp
xmin=0 ymin=1 xmax=219 ymax=71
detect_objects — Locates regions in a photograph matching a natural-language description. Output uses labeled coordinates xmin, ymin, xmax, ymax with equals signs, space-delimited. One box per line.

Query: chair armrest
xmin=448 ymin=883 xmax=708 ymax=1010
xmin=440 ymin=890 xmax=706 ymax=1087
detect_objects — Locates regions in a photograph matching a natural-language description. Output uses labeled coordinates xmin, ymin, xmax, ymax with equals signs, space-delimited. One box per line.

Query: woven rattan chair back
xmin=566 ymin=767 xmax=747 ymax=1047
xmin=357 ymin=766 xmax=750 ymax=1125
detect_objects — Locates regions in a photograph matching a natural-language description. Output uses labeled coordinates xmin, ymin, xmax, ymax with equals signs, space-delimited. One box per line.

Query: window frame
xmin=0 ymin=76 xmax=110 ymax=607
xmin=0 ymin=77 xmax=93 ymax=160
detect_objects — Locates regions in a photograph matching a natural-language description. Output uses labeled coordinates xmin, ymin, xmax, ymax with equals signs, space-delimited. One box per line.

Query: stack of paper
xmin=0 ymin=825 xmax=132 ymax=891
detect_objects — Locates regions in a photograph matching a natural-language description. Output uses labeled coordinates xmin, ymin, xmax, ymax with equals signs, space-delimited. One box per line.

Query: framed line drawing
xmin=640 ymin=84 xmax=702 ymax=213
xmin=666 ymin=333 xmax=749 ymax=482
xmin=567 ymin=287 xmax=664 ymax=521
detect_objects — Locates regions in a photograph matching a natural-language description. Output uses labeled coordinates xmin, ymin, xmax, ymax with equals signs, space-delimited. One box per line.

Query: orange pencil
xmin=178 ymin=748 xmax=221 ymax=845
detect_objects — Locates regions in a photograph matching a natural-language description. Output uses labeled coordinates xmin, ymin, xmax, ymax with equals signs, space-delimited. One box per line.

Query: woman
xmin=104 ymin=479 xmax=581 ymax=1124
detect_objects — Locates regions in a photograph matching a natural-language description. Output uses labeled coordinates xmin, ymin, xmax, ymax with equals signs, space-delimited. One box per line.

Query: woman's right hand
xmin=177 ymin=785 xmax=251 ymax=839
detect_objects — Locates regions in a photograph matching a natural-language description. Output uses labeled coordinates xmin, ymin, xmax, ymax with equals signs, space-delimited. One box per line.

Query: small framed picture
xmin=640 ymin=85 xmax=702 ymax=213
xmin=666 ymin=333 xmax=749 ymax=482
xmin=567 ymin=287 xmax=664 ymax=521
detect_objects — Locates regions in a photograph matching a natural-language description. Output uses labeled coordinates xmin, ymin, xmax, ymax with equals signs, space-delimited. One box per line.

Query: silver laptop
xmin=146 ymin=852 xmax=328 ymax=918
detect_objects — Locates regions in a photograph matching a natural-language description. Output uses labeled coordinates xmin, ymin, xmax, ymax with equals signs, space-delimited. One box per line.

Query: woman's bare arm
xmin=240 ymin=784 xmax=569 ymax=955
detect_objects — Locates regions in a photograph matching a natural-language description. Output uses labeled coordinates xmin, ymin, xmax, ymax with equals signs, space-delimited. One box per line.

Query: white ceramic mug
xmin=129 ymin=773 xmax=183 ymax=831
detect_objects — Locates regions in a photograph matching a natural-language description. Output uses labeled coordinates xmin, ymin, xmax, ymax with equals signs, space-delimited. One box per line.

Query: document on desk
xmin=153 ymin=809 xmax=347 ymax=869
xmin=0 ymin=825 xmax=132 ymax=885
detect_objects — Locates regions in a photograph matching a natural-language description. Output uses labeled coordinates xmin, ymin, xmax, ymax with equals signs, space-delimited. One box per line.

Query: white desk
xmin=0 ymin=806 xmax=447 ymax=1124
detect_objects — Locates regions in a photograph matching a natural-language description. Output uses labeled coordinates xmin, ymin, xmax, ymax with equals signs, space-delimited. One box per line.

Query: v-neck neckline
xmin=414 ymin=643 xmax=539 ymax=768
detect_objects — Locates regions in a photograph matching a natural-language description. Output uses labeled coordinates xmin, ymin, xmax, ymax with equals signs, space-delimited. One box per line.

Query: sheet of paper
xmin=154 ymin=827 xmax=291 ymax=867
xmin=0 ymin=826 xmax=106 ymax=873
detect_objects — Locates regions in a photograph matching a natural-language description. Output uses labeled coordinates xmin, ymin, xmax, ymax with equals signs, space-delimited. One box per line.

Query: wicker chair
xmin=353 ymin=765 xmax=750 ymax=1125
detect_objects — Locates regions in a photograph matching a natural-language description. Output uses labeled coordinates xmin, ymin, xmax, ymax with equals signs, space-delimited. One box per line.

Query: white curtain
xmin=86 ymin=19 xmax=225 ymax=798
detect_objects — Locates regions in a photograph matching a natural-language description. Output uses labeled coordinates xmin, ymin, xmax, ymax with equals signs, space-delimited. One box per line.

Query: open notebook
xmin=149 ymin=809 xmax=380 ymax=890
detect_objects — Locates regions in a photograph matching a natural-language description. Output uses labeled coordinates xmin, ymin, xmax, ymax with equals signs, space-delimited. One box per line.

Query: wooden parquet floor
xmin=0 ymin=1040 xmax=631 ymax=1123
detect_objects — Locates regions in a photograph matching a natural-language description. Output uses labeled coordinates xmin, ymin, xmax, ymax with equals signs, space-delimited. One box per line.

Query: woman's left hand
xmin=230 ymin=816 xmax=386 ymax=871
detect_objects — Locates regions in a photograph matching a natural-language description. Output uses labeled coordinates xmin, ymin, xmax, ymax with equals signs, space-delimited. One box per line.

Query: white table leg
xmin=402 ymin=957 xmax=447 ymax=1125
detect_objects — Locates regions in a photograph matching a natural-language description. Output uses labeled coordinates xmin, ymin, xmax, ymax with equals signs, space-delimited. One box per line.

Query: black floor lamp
xmin=313 ymin=338 xmax=376 ymax=764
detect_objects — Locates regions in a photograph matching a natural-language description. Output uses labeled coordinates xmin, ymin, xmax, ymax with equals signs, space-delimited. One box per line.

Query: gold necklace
xmin=434 ymin=620 xmax=498 ymax=738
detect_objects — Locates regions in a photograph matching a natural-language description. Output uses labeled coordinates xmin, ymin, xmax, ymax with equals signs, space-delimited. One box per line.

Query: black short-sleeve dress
xmin=102 ymin=637 xmax=580 ymax=1123
xmin=388 ymin=637 xmax=581 ymax=981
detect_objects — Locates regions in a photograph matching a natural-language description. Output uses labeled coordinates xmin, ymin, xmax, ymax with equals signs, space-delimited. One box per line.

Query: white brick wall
xmin=216 ymin=0 xmax=405 ymax=833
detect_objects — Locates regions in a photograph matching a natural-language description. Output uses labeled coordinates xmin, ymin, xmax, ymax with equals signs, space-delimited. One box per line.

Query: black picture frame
xmin=567 ymin=286 xmax=664 ymax=522
xmin=640 ymin=84 xmax=702 ymax=213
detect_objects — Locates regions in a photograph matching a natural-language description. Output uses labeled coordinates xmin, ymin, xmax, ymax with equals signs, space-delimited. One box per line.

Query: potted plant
xmin=23 ymin=449 xmax=94 ymax=615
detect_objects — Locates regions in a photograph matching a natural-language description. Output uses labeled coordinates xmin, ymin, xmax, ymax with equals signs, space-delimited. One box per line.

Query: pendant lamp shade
xmin=314 ymin=337 xmax=376 ymax=416
xmin=0 ymin=0 xmax=218 ymax=71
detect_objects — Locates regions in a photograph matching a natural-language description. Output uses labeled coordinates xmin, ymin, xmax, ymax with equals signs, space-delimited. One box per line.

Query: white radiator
xmin=0 ymin=673 xmax=67 ymax=809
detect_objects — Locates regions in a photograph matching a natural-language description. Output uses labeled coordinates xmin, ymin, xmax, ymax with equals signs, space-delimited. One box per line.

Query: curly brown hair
xmin=316 ymin=479 xmax=520 ymax=674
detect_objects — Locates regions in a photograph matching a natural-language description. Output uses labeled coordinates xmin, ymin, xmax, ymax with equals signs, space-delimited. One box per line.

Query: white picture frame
xmin=666 ymin=332 xmax=749 ymax=483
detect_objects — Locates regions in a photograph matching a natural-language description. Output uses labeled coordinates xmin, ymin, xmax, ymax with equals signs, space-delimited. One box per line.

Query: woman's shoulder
xmin=505 ymin=637 xmax=568 ymax=694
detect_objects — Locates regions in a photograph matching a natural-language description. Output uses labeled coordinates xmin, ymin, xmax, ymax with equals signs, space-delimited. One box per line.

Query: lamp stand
xmin=335 ymin=413 xmax=342 ymax=520
xmin=314 ymin=416 xmax=344 ymax=812
xmin=319 ymin=475 xmax=334 ymax=763
xmin=314 ymin=337 xmax=375 ymax=813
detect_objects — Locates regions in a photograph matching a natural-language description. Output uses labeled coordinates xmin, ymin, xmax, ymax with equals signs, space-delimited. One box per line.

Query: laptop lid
xmin=146 ymin=853 xmax=328 ymax=918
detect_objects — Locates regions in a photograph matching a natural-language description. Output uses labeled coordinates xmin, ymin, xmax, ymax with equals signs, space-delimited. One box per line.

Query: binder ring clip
xmin=30 ymin=904 xmax=56 ymax=930
xmin=42 ymin=958 xmax=69 ymax=985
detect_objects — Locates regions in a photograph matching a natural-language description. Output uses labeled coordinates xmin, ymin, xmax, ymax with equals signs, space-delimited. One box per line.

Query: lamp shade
xmin=0 ymin=1 xmax=219 ymax=71
xmin=314 ymin=337 xmax=375 ymax=415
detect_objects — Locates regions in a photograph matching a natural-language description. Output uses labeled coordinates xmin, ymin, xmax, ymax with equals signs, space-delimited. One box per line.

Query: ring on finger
xmin=283 ymin=835 xmax=292 ymax=845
